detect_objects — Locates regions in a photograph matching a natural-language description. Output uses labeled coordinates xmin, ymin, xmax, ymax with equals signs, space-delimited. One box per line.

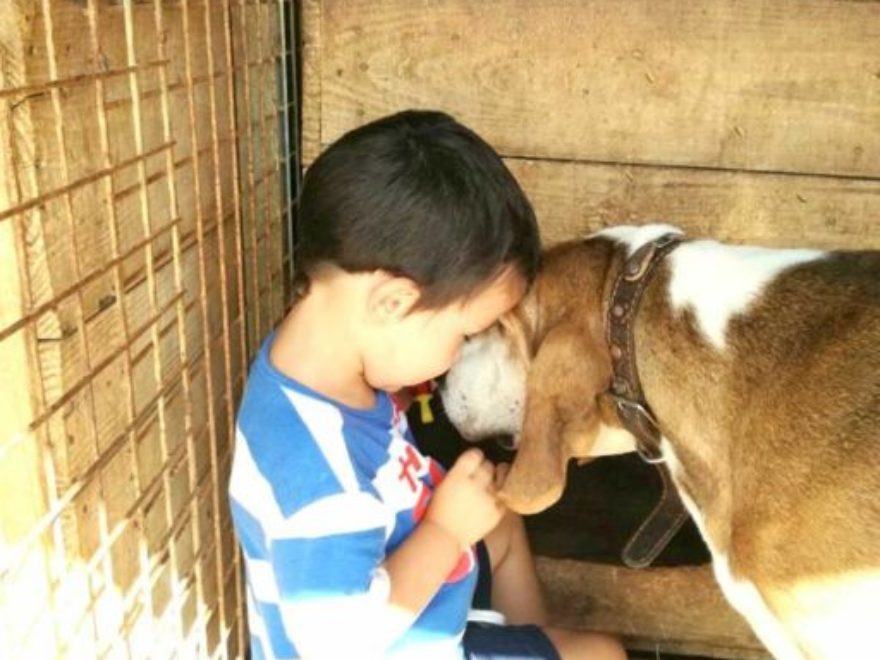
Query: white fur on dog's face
xmin=441 ymin=326 xmax=528 ymax=445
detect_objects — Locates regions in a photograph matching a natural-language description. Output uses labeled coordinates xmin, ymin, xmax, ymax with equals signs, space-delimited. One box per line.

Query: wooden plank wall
xmin=302 ymin=0 xmax=880 ymax=249
xmin=301 ymin=1 xmax=879 ymax=656
xmin=0 ymin=1 xmax=294 ymax=657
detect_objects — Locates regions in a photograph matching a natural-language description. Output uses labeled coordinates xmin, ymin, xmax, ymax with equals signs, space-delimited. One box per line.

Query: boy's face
xmin=363 ymin=267 xmax=527 ymax=392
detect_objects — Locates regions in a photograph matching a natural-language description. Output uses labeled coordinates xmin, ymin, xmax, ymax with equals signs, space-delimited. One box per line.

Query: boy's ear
xmin=367 ymin=274 xmax=422 ymax=322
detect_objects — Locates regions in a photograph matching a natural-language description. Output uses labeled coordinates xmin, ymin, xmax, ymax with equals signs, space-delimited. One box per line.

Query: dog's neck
xmin=590 ymin=238 xmax=731 ymax=542
xmin=604 ymin=235 xmax=686 ymax=462
xmin=629 ymin=267 xmax=737 ymax=550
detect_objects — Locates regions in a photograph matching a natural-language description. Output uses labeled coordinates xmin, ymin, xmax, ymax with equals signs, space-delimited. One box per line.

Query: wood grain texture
xmin=536 ymin=558 xmax=771 ymax=659
xmin=300 ymin=0 xmax=323 ymax=166
xmin=507 ymin=158 xmax=880 ymax=249
xmin=0 ymin=2 xmax=265 ymax=656
xmin=316 ymin=0 xmax=880 ymax=178
xmin=0 ymin=0 xmax=48 ymax=557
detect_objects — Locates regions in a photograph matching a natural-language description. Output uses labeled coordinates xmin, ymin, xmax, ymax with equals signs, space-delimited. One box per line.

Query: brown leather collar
xmin=603 ymin=232 xmax=691 ymax=568
xmin=605 ymin=232 xmax=683 ymax=462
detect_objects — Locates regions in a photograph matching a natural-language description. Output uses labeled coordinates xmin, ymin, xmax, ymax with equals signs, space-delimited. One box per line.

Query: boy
xmin=229 ymin=110 xmax=626 ymax=659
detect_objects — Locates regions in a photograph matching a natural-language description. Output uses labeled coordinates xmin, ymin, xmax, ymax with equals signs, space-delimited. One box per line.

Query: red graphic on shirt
xmin=397 ymin=444 xmax=423 ymax=492
xmin=428 ymin=459 xmax=444 ymax=486
xmin=397 ymin=446 xmax=474 ymax=583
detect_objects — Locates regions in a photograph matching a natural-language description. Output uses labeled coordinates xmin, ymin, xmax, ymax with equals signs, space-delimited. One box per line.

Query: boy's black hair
xmin=293 ymin=110 xmax=540 ymax=308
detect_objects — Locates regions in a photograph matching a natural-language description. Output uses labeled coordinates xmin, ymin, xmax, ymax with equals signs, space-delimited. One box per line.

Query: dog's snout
xmin=441 ymin=328 xmax=527 ymax=443
xmin=495 ymin=435 xmax=517 ymax=451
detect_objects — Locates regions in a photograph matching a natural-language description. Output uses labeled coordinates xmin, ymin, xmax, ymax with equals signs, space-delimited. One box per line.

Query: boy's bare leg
xmin=542 ymin=627 xmax=628 ymax=660
xmin=483 ymin=511 xmax=628 ymax=659
xmin=483 ymin=510 xmax=549 ymax=625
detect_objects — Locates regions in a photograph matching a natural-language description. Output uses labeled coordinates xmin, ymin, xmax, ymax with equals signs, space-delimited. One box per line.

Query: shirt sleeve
xmin=263 ymin=490 xmax=416 ymax=657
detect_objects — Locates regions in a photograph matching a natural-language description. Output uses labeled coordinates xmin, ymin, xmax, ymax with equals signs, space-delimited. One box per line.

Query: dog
xmin=440 ymin=224 xmax=880 ymax=660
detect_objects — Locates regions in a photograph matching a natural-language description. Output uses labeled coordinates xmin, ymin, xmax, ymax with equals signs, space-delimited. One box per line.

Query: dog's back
xmin=643 ymin=246 xmax=880 ymax=659
xmin=728 ymin=252 xmax=880 ymax=659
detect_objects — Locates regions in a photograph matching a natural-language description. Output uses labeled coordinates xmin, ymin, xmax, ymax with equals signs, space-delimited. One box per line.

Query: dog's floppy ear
xmin=498 ymin=322 xmax=613 ymax=514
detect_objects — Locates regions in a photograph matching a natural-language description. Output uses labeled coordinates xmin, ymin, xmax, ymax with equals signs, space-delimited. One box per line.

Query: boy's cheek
xmin=449 ymin=341 xmax=464 ymax=365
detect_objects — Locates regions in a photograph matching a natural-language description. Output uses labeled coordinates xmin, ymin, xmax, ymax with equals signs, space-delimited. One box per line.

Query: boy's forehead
xmin=490 ymin=267 xmax=528 ymax=303
xmin=463 ymin=268 xmax=527 ymax=318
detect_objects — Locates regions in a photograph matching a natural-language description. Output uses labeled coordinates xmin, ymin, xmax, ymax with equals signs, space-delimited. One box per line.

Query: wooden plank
xmin=300 ymin=0 xmax=323 ymax=166
xmin=0 ymin=2 xmax=68 ymax=655
xmin=536 ymin=557 xmax=770 ymax=659
xmin=315 ymin=0 xmax=880 ymax=178
xmin=298 ymin=151 xmax=880 ymax=250
xmin=507 ymin=158 xmax=880 ymax=250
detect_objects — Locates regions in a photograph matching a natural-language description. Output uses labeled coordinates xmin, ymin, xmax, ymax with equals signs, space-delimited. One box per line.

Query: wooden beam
xmin=536 ymin=557 xmax=771 ymax=659
xmin=506 ymin=158 xmax=880 ymax=249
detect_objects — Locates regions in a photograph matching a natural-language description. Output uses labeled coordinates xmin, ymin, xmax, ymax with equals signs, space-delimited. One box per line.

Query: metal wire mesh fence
xmin=0 ymin=0 xmax=296 ymax=656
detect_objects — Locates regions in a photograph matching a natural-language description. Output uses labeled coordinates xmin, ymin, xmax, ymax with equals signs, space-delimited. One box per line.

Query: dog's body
xmin=441 ymin=225 xmax=880 ymax=659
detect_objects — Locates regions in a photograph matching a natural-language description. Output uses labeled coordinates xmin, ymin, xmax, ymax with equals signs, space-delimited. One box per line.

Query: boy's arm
xmin=384 ymin=447 xmax=504 ymax=614
xmin=381 ymin=518 xmax=466 ymax=615
xmin=264 ymin=491 xmax=412 ymax=656
xmin=265 ymin=509 xmax=465 ymax=657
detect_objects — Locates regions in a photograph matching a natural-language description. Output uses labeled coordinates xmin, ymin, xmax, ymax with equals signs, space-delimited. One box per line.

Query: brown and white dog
xmin=441 ymin=224 xmax=880 ymax=660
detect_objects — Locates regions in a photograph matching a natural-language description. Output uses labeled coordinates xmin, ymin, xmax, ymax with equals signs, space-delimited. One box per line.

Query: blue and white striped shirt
xmin=229 ymin=334 xmax=478 ymax=658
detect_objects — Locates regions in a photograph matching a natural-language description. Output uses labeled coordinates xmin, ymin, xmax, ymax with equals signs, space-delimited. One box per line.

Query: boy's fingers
xmin=453 ymin=448 xmax=485 ymax=476
xmin=470 ymin=459 xmax=495 ymax=488
xmin=494 ymin=462 xmax=510 ymax=487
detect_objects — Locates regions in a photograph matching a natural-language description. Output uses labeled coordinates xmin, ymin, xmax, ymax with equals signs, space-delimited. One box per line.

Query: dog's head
xmin=441 ymin=238 xmax=639 ymax=514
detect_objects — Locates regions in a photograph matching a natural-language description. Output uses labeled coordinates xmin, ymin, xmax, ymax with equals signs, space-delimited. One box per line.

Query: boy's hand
xmin=425 ymin=448 xmax=505 ymax=549
xmin=494 ymin=462 xmax=511 ymax=489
